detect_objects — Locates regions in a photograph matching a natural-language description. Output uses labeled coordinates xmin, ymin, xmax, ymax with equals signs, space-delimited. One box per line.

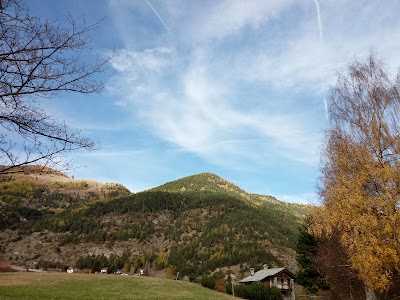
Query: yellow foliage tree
xmin=310 ymin=54 xmax=400 ymax=298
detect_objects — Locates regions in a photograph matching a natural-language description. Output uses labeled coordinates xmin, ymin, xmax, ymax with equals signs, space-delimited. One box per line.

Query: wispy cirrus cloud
xmin=104 ymin=0 xmax=327 ymax=171
xmin=101 ymin=0 xmax=400 ymax=202
xmin=181 ymin=0 xmax=295 ymax=43
xmin=110 ymin=48 xmax=172 ymax=73
xmin=107 ymin=47 xmax=321 ymax=169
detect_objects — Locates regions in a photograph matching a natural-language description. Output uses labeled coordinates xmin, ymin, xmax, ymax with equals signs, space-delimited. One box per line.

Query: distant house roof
xmin=239 ymin=268 xmax=294 ymax=283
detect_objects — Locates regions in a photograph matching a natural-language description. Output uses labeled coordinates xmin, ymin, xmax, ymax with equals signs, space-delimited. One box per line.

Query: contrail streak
xmin=323 ymin=90 xmax=328 ymax=119
xmin=313 ymin=0 xmax=323 ymax=42
xmin=313 ymin=0 xmax=328 ymax=120
xmin=145 ymin=0 xmax=170 ymax=32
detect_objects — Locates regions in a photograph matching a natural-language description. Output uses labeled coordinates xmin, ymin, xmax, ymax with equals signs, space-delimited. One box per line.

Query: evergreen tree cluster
xmin=76 ymin=251 xmax=166 ymax=274
xmin=295 ymin=225 xmax=329 ymax=293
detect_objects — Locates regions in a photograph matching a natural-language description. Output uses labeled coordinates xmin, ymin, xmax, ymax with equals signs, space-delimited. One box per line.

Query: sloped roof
xmin=239 ymin=268 xmax=294 ymax=283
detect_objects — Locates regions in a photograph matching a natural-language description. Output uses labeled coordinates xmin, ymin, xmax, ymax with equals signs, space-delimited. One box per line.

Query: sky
xmin=24 ymin=0 xmax=400 ymax=204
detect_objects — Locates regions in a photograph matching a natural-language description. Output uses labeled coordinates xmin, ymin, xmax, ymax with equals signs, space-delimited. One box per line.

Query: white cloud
xmin=219 ymin=0 xmax=400 ymax=94
xmin=110 ymin=48 xmax=172 ymax=73
xmin=276 ymin=193 xmax=318 ymax=205
xmin=184 ymin=0 xmax=294 ymax=43
xmin=72 ymin=148 xmax=177 ymax=192
xmin=105 ymin=0 xmax=400 ymax=195
xmin=109 ymin=51 xmax=322 ymax=168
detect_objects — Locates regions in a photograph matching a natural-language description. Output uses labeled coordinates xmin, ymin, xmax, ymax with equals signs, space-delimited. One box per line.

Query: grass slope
xmin=0 ymin=272 xmax=235 ymax=300
xmin=0 ymin=166 xmax=130 ymax=212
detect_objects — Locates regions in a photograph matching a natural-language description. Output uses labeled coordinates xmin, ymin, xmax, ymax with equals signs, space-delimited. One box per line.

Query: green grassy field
xmin=0 ymin=272 xmax=235 ymax=300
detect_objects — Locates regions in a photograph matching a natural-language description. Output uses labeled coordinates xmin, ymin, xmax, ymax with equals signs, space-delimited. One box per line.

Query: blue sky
xmin=26 ymin=0 xmax=400 ymax=204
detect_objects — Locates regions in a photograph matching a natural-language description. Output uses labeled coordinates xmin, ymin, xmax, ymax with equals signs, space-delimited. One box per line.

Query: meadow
xmin=0 ymin=272 xmax=235 ymax=300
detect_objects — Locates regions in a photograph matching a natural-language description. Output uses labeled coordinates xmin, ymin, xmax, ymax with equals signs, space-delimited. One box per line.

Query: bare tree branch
xmin=0 ymin=0 xmax=111 ymax=174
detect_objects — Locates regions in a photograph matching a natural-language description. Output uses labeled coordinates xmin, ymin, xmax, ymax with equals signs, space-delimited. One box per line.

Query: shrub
xmin=213 ymin=271 xmax=224 ymax=280
xmin=201 ymin=275 xmax=215 ymax=289
xmin=214 ymin=279 xmax=227 ymax=292
xmin=234 ymin=282 xmax=283 ymax=300
xmin=226 ymin=275 xmax=233 ymax=294
xmin=36 ymin=259 xmax=68 ymax=272
xmin=0 ymin=255 xmax=13 ymax=272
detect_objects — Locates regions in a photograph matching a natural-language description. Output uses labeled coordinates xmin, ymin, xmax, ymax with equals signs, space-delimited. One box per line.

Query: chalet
xmin=239 ymin=265 xmax=295 ymax=300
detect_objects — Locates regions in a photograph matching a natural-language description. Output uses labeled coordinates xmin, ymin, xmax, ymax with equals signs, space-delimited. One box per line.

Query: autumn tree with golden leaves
xmin=310 ymin=54 xmax=400 ymax=299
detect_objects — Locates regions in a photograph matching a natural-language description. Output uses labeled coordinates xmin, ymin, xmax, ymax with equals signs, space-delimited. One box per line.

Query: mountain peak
xmin=151 ymin=172 xmax=249 ymax=198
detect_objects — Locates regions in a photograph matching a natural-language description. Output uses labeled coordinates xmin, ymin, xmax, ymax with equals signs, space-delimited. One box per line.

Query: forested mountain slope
xmin=0 ymin=169 xmax=307 ymax=278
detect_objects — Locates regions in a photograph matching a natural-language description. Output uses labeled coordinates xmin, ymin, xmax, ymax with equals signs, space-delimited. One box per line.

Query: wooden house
xmin=239 ymin=266 xmax=295 ymax=300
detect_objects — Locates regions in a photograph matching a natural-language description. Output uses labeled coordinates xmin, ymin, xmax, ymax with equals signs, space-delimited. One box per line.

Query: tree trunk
xmin=365 ymin=282 xmax=377 ymax=300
